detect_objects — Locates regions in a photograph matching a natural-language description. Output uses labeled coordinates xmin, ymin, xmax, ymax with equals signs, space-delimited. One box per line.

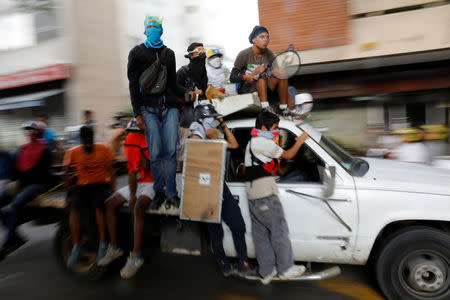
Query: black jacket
xmin=176 ymin=65 xmax=208 ymax=128
xmin=127 ymin=44 xmax=187 ymax=115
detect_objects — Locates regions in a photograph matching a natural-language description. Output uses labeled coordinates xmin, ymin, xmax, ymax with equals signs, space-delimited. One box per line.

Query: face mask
xmin=208 ymin=57 xmax=222 ymax=69
xmin=28 ymin=130 xmax=42 ymax=142
xmin=251 ymin=128 xmax=280 ymax=140
xmin=145 ymin=26 xmax=164 ymax=48
xmin=29 ymin=133 xmax=40 ymax=142
xmin=190 ymin=56 xmax=206 ymax=64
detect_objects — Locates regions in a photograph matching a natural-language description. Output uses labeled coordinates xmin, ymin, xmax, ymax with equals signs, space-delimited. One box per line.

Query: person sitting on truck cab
xmin=63 ymin=126 xmax=115 ymax=268
xmin=229 ymin=26 xmax=298 ymax=117
xmin=0 ymin=121 xmax=53 ymax=259
xmin=189 ymin=103 xmax=254 ymax=277
xmin=98 ymin=119 xmax=154 ymax=279
xmin=244 ymin=110 xmax=308 ymax=284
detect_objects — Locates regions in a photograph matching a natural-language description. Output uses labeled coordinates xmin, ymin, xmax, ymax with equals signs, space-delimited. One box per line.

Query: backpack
xmin=139 ymin=46 xmax=168 ymax=94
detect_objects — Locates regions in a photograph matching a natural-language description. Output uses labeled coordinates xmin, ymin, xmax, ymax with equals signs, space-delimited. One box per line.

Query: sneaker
xmin=97 ymin=245 xmax=123 ymax=266
xmin=149 ymin=191 xmax=165 ymax=210
xmin=222 ymin=266 xmax=234 ymax=277
xmin=67 ymin=245 xmax=82 ymax=267
xmin=280 ymin=108 xmax=293 ymax=118
xmin=120 ymin=253 xmax=144 ymax=279
xmin=279 ymin=264 xmax=306 ymax=280
xmin=289 ymin=108 xmax=306 ymax=120
xmin=260 ymin=268 xmax=277 ymax=285
xmin=96 ymin=242 xmax=108 ymax=262
xmin=235 ymin=261 xmax=257 ymax=278
xmin=165 ymin=195 xmax=180 ymax=209
xmin=0 ymin=234 xmax=27 ymax=258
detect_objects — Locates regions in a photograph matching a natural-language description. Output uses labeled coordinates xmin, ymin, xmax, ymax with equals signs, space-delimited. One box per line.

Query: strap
xmin=249 ymin=140 xmax=264 ymax=166
xmin=159 ymin=46 xmax=168 ymax=64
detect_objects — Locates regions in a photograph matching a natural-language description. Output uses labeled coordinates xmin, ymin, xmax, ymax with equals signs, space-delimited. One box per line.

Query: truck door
xmin=276 ymin=126 xmax=358 ymax=263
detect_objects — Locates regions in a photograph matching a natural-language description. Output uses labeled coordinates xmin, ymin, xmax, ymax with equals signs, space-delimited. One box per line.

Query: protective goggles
xmin=187 ymin=46 xmax=205 ymax=55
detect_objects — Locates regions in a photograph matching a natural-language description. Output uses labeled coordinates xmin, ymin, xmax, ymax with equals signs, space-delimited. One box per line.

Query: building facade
xmin=259 ymin=0 xmax=450 ymax=150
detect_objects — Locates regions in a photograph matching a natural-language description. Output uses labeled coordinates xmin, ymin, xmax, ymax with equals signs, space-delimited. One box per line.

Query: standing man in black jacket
xmin=128 ymin=16 xmax=195 ymax=209
xmin=176 ymin=42 xmax=206 ymax=170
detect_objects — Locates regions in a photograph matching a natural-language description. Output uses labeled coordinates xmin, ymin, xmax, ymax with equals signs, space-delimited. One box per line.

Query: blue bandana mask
xmin=145 ymin=25 xmax=164 ymax=48
xmin=144 ymin=16 xmax=164 ymax=48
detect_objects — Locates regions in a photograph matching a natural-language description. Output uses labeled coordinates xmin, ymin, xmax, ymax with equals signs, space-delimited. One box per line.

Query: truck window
xmin=225 ymin=128 xmax=324 ymax=183
xmin=277 ymin=129 xmax=324 ymax=183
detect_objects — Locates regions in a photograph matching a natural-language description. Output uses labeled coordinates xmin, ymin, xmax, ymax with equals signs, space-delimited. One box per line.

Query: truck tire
xmin=54 ymin=220 xmax=107 ymax=281
xmin=375 ymin=226 xmax=450 ymax=300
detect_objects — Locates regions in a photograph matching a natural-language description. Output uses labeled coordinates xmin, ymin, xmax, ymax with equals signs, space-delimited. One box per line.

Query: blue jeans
xmin=0 ymin=183 xmax=46 ymax=243
xmin=141 ymin=106 xmax=179 ymax=199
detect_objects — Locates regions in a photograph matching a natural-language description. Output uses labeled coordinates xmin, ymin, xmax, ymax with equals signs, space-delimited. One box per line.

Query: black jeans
xmin=207 ymin=184 xmax=248 ymax=272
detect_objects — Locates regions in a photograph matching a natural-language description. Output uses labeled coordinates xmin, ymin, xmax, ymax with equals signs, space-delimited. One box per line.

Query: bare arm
xmin=108 ymin=161 xmax=116 ymax=191
xmin=204 ymin=120 xmax=239 ymax=149
xmin=220 ymin=121 xmax=239 ymax=149
xmin=281 ymin=132 xmax=308 ymax=160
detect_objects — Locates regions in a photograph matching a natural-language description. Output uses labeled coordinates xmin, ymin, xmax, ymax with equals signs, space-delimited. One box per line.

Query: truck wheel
xmin=376 ymin=227 xmax=450 ymax=300
xmin=54 ymin=221 xmax=106 ymax=281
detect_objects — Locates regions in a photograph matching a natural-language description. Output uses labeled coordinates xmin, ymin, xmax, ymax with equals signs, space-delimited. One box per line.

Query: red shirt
xmin=124 ymin=132 xmax=153 ymax=183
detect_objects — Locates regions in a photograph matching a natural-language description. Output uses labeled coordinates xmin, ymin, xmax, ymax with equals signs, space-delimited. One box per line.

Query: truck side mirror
xmin=322 ymin=165 xmax=336 ymax=198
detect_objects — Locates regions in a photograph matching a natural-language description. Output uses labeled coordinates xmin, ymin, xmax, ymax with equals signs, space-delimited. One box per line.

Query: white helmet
xmin=21 ymin=120 xmax=47 ymax=131
xmin=294 ymin=93 xmax=313 ymax=106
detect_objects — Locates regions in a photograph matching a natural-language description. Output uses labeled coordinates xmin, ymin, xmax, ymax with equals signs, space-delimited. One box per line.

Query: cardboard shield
xmin=180 ymin=139 xmax=227 ymax=223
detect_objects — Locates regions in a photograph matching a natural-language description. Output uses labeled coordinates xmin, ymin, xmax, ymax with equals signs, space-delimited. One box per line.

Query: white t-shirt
xmin=244 ymin=136 xmax=284 ymax=167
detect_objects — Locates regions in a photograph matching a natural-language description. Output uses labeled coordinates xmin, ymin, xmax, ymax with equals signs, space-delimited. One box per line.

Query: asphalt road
xmin=0 ymin=223 xmax=386 ymax=300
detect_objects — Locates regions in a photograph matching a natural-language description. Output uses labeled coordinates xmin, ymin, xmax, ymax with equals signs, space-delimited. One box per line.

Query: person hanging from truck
xmin=0 ymin=121 xmax=53 ymax=259
xmin=63 ymin=126 xmax=115 ymax=267
xmin=244 ymin=110 xmax=309 ymax=284
xmin=189 ymin=103 xmax=255 ymax=277
xmin=97 ymin=119 xmax=154 ymax=278
xmin=230 ymin=26 xmax=299 ymax=117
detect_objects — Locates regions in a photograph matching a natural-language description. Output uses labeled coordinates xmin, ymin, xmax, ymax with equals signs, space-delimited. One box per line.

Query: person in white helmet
xmin=205 ymin=48 xmax=226 ymax=94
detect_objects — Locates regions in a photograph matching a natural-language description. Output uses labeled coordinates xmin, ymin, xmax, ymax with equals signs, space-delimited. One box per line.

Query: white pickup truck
xmin=220 ymin=119 xmax=450 ymax=300
xmin=26 ymin=118 xmax=449 ymax=300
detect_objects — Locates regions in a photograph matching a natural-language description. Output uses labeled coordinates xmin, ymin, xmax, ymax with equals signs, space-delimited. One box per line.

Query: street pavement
xmin=0 ymin=223 xmax=386 ymax=300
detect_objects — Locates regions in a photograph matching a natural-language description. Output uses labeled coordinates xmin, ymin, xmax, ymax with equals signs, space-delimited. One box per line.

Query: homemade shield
xmin=180 ymin=139 xmax=227 ymax=223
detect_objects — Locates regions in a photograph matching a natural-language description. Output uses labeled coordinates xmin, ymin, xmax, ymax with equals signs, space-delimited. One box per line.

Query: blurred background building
xmin=259 ymin=0 xmax=450 ymax=151
xmin=0 ymin=0 xmax=71 ymax=146
xmin=0 ymin=0 xmax=449 ymax=155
